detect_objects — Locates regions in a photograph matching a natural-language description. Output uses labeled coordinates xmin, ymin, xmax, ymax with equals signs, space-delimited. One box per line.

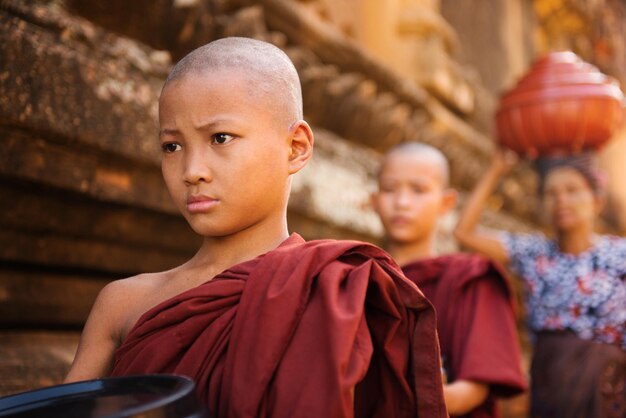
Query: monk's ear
xmin=287 ymin=120 xmax=314 ymax=175
xmin=440 ymin=188 xmax=458 ymax=214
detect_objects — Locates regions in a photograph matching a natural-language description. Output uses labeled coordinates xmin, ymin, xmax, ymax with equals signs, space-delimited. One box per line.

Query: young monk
xmin=64 ymin=37 xmax=447 ymax=417
xmin=371 ymin=142 xmax=527 ymax=418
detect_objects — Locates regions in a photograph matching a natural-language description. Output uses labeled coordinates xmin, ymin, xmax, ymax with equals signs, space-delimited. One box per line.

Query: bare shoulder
xmin=98 ymin=272 xmax=165 ymax=306
xmin=97 ymin=271 xmax=173 ymax=338
xmin=65 ymin=270 xmax=176 ymax=382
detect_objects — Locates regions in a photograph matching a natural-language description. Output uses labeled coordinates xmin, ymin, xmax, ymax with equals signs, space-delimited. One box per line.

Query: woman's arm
xmin=454 ymin=150 xmax=517 ymax=265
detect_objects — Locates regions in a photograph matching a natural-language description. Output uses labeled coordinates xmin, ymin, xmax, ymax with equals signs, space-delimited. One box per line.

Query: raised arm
xmin=454 ymin=150 xmax=517 ymax=265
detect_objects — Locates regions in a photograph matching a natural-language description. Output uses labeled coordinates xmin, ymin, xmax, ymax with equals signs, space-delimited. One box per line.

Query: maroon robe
xmin=111 ymin=234 xmax=447 ymax=418
xmin=402 ymin=254 xmax=528 ymax=418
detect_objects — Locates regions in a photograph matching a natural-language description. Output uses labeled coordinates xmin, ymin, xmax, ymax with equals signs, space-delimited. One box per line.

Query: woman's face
xmin=542 ymin=166 xmax=600 ymax=232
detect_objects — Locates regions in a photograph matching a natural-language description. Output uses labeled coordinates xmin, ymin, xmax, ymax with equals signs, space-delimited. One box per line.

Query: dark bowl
xmin=0 ymin=374 xmax=208 ymax=418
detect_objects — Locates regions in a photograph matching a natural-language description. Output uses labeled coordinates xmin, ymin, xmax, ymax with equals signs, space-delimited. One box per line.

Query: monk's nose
xmin=183 ymin=150 xmax=213 ymax=185
xmin=394 ymin=190 xmax=413 ymax=208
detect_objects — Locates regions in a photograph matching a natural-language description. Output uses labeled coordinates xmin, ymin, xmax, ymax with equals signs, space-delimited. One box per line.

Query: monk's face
xmin=542 ymin=166 xmax=601 ymax=233
xmin=372 ymin=152 xmax=455 ymax=244
xmin=158 ymin=70 xmax=294 ymax=238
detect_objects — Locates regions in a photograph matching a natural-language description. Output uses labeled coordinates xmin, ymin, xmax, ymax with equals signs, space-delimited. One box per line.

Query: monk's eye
xmin=162 ymin=143 xmax=182 ymax=153
xmin=379 ymin=182 xmax=396 ymax=193
xmin=212 ymin=133 xmax=235 ymax=145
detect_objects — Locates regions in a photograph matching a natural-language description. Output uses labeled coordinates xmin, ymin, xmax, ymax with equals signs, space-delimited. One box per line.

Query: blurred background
xmin=1 ymin=0 xmax=625 ymax=416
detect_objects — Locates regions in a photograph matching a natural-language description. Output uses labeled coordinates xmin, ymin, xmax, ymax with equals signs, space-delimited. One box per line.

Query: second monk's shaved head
xmin=163 ymin=37 xmax=303 ymax=126
xmin=380 ymin=142 xmax=451 ymax=186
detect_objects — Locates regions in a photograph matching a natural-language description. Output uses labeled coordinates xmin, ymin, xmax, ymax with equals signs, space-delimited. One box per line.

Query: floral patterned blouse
xmin=500 ymin=232 xmax=626 ymax=350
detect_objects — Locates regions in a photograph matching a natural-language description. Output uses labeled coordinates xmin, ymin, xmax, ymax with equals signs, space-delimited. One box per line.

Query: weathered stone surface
xmin=291 ymin=128 xmax=383 ymax=238
xmin=0 ymin=127 xmax=176 ymax=214
xmin=441 ymin=0 xmax=536 ymax=97
xmin=0 ymin=269 xmax=110 ymax=327
xmin=0 ymin=331 xmax=79 ymax=396
xmin=65 ymin=0 xmax=217 ymax=61
xmin=304 ymin=0 xmax=476 ymax=115
xmin=0 ymin=227 xmax=189 ymax=275
xmin=0 ymin=178 xmax=197 ymax=255
xmin=0 ymin=1 xmax=167 ymax=165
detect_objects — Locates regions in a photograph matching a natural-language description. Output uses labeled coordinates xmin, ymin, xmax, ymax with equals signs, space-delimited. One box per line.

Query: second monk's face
xmin=373 ymin=152 xmax=452 ymax=244
xmin=158 ymin=70 xmax=292 ymax=238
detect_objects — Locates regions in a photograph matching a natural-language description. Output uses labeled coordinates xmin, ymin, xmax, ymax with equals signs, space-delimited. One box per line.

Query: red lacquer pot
xmin=496 ymin=51 xmax=625 ymax=157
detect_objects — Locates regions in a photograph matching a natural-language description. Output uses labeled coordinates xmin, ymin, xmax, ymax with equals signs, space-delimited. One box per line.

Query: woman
xmin=454 ymin=150 xmax=625 ymax=418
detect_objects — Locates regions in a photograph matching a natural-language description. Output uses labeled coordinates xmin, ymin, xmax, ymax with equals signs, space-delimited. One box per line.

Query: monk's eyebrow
xmin=159 ymin=128 xmax=179 ymax=137
xmin=159 ymin=119 xmax=238 ymax=137
xmin=195 ymin=121 xmax=220 ymax=131
xmin=195 ymin=118 xmax=240 ymax=131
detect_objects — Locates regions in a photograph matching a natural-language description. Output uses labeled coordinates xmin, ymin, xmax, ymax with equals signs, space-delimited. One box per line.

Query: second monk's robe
xmin=111 ymin=234 xmax=447 ymax=418
xmin=402 ymin=254 xmax=528 ymax=418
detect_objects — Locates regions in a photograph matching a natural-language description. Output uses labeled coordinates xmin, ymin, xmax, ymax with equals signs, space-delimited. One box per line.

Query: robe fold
xmin=111 ymin=234 xmax=447 ymax=418
xmin=402 ymin=254 xmax=528 ymax=418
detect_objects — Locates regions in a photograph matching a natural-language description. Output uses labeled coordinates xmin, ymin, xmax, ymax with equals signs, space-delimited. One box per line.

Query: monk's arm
xmin=64 ymin=282 xmax=123 ymax=383
xmin=443 ymin=380 xmax=489 ymax=416
xmin=454 ymin=150 xmax=516 ymax=265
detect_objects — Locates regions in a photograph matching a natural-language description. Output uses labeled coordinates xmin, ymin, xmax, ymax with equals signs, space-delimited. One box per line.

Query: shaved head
xmin=163 ymin=37 xmax=303 ymax=125
xmin=380 ymin=142 xmax=450 ymax=186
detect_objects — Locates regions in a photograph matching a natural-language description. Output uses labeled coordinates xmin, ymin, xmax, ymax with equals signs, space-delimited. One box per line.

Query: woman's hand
xmin=490 ymin=148 xmax=519 ymax=176
xmin=453 ymin=148 xmax=517 ymax=265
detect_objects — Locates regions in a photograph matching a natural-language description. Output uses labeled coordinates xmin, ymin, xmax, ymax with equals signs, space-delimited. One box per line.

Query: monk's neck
xmin=386 ymin=239 xmax=437 ymax=267
xmin=190 ymin=218 xmax=290 ymax=274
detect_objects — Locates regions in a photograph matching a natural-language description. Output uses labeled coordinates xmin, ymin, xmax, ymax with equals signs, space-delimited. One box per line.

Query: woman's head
xmin=536 ymin=154 xmax=606 ymax=233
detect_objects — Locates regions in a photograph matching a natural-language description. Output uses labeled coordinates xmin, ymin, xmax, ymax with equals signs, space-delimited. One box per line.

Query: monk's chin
xmin=187 ymin=222 xmax=240 ymax=238
xmin=387 ymin=231 xmax=430 ymax=245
